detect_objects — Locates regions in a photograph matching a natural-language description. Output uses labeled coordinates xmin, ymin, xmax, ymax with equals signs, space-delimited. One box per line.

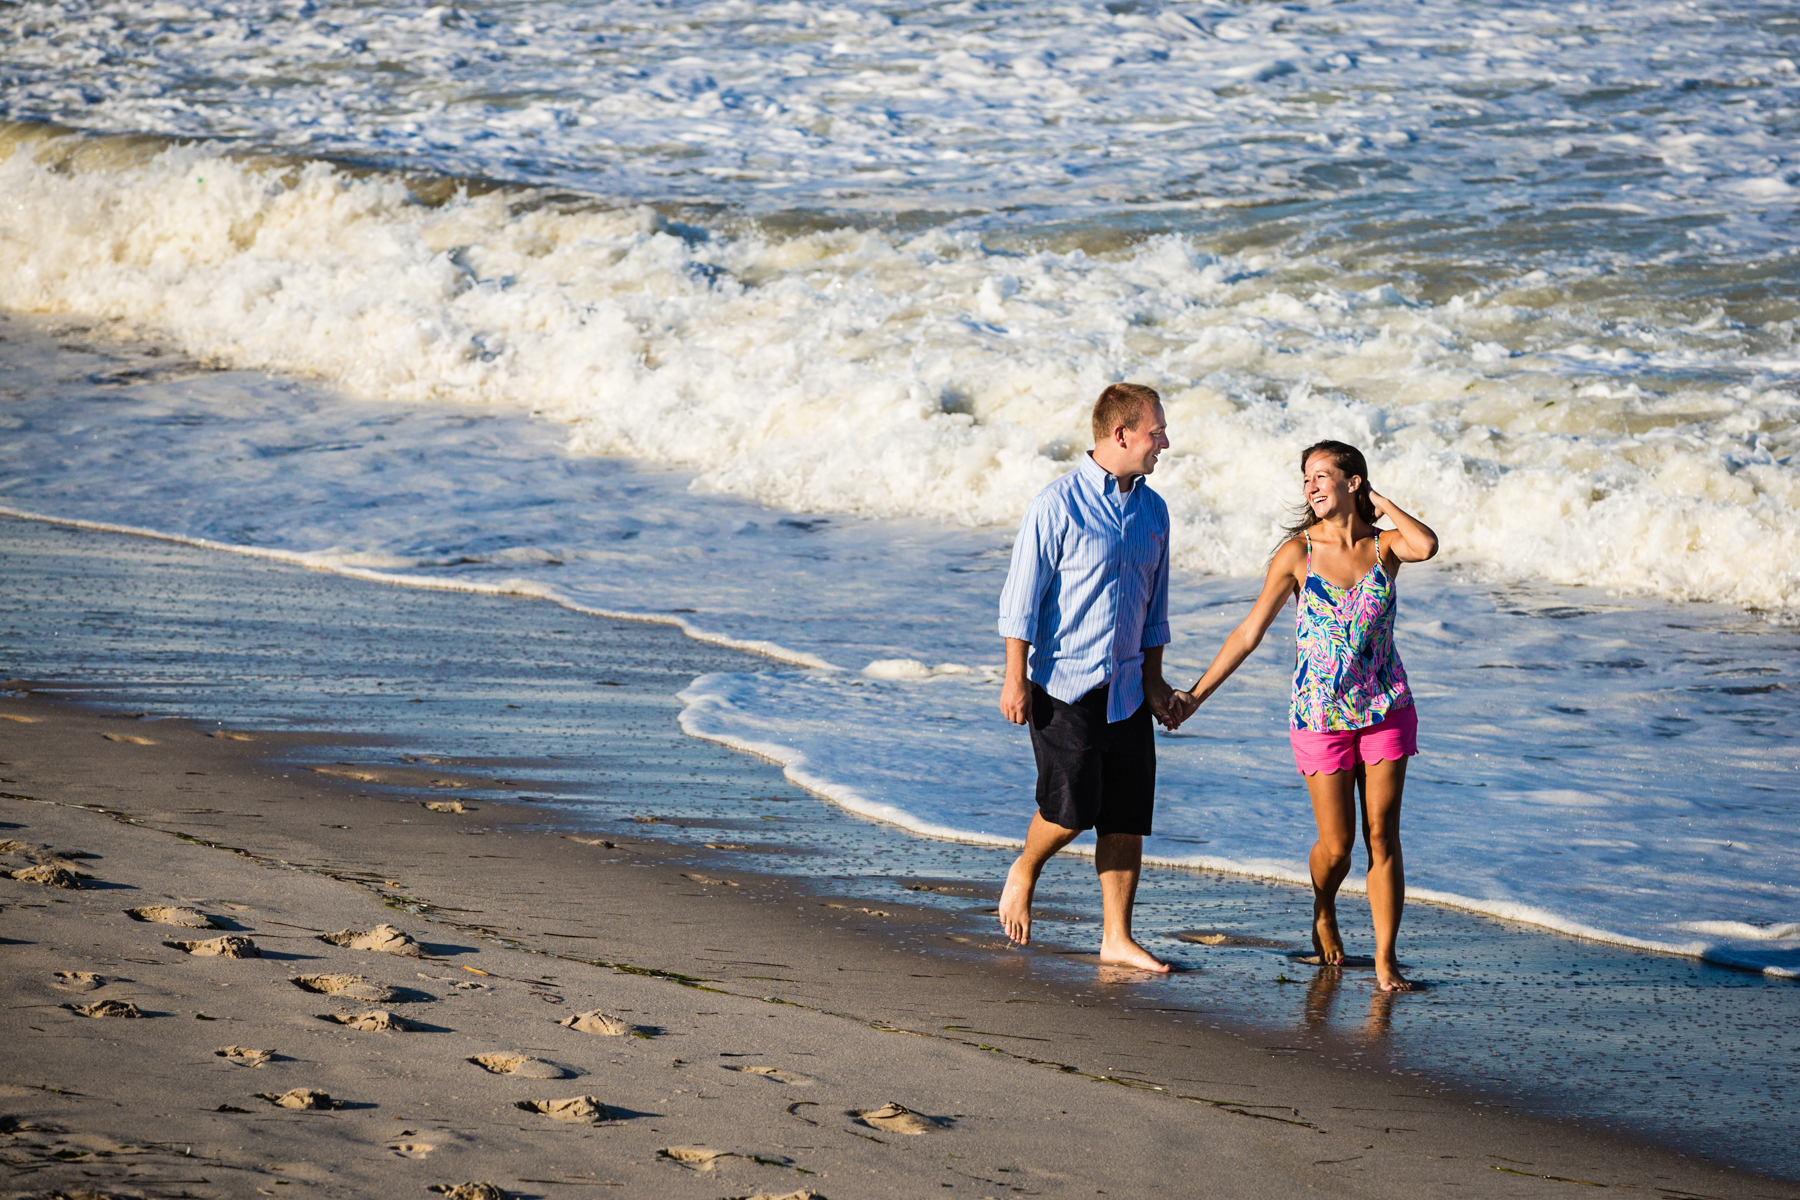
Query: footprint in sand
xmin=853 ymin=1103 xmax=944 ymax=1134
xmin=67 ymin=999 xmax=143 ymax=1019
xmin=724 ymin=1065 xmax=816 ymax=1086
xmin=1175 ymin=930 xmax=1296 ymax=950
xmin=310 ymin=766 xmax=382 ymax=781
xmin=683 ymin=873 xmax=738 ymax=887
xmin=100 ymin=732 xmax=156 ymax=745
xmin=210 ymin=730 xmax=254 ymax=741
xmin=0 ymin=714 xmax=42 ymax=723
xmin=469 ymin=1053 xmax=573 ymax=1079
xmin=258 ymin=1088 xmax=340 ymax=1110
xmin=8 ymin=864 xmax=82 ymax=888
xmin=318 ymin=1010 xmax=415 ymax=1032
xmin=291 ymin=974 xmax=398 ymax=1003
xmin=215 ymin=1046 xmax=275 ymax=1067
xmin=167 ymin=935 xmax=261 ymax=958
xmin=428 ymin=1183 xmax=505 ymax=1200
xmin=422 ymin=801 xmax=468 ymax=813
xmin=658 ymin=1146 xmax=739 ymax=1171
xmin=389 ymin=1142 xmax=435 ymax=1159
xmin=317 ymin=924 xmax=422 ymax=956
xmin=52 ymin=971 xmax=106 ymax=992
xmin=743 ymin=1190 xmax=823 ymax=1200
xmin=557 ymin=1009 xmax=632 ymax=1036
xmin=128 ymin=905 xmax=221 ymax=928
xmin=515 ymin=1096 xmax=608 ymax=1123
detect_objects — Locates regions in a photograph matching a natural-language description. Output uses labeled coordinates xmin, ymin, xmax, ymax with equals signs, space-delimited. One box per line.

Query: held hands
xmin=1146 ymin=676 xmax=1202 ymax=731
xmin=1165 ymin=689 xmax=1201 ymax=729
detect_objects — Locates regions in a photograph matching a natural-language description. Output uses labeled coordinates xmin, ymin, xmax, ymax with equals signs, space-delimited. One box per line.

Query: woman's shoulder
xmin=1270 ymin=534 xmax=1310 ymax=572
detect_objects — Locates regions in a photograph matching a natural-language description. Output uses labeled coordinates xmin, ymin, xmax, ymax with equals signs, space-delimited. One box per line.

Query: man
xmin=995 ymin=382 xmax=1175 ymax=974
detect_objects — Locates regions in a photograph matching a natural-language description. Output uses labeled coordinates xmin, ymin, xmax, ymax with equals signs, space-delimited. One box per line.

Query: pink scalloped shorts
xmin=1289 ymin=704 xmax=1418 ymax=776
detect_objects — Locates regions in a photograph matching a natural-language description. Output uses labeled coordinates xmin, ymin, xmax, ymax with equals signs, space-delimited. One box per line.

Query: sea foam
xmin=1 ymin=129 xmax=1796 ymax=613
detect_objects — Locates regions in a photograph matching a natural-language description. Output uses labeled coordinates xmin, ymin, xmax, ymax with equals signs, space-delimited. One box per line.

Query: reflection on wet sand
xmin=1302 ymin=967 xmax=1398 ymax=1038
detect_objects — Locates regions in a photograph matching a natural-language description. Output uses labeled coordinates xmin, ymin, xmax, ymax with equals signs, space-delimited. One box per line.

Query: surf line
xmin=9 ymin=504 xmax=1792 ymax=979
xmin=677 ymin=675 xmax=1799 ymax=980
xmin=0 ymin=503 xmax=833 ymax=670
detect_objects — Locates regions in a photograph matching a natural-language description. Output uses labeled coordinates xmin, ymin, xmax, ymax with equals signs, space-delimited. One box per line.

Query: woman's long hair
xmin=1279 ymin=439 xmax=1379 ymax=545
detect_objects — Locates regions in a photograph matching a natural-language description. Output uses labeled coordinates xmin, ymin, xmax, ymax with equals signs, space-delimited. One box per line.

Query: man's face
xmin=1119 ymin=402 xmax=1170 ymax=476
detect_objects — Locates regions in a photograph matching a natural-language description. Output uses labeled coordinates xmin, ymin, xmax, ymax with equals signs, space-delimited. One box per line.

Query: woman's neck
xmin=1310 ymin=513 xmax=1371 ymax=546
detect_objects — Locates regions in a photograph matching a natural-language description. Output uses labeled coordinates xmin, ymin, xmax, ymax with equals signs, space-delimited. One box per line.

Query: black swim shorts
xmin=1028 ymin=681 xmax=1156 ymax=836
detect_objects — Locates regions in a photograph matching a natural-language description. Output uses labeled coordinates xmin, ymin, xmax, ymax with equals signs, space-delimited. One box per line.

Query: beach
xmin=2 ymin=0 xmax=1798 ymax=1192
xmin=4 ymin=516 xmax=1799 ymax=1198
xmin=5 ymin=682 xmax=1793 ymax=1199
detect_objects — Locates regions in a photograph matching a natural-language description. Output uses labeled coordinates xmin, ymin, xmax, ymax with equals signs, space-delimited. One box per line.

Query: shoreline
xmin=4 ymin=514 xmax=1799 ymax=1184
xmin=5 ymin=691 xmax=1794 ymax=1198
xmin=6 ymin=502 xmax=1785 ymax=977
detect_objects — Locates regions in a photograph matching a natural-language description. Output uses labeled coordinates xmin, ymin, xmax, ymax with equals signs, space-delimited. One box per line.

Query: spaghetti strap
xmin=1303 ymin=529 xmax=1313 ymax=569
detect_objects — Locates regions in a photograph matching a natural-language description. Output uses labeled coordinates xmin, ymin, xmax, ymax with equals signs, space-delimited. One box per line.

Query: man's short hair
xmin=1092 ymin=383 xmax=1162 ymax=443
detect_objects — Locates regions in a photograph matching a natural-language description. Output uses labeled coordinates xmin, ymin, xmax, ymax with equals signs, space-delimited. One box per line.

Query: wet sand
xmin=5 ymin=696 xmax=1794 ymax=1200
xmin=4 ymin=508 xmax=1797 ymax=1198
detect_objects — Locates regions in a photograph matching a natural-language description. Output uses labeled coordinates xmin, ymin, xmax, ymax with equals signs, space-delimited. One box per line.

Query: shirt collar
xmin=1080 ymin=451 xmax=1137 ymax=497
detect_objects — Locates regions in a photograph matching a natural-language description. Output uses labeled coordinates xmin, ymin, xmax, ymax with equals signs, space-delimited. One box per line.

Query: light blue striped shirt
xmin=997 ymin=453 xmax=1171 ymax=723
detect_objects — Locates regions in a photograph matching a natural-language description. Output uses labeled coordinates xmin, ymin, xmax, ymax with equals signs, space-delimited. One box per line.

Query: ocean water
xmin=1 ymin=1 xmax=1796 ymax=975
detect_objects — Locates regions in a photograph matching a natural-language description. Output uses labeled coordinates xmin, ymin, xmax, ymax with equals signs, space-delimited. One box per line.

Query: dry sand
xmin=2 ymin=694 xmax=1792 ymax=1200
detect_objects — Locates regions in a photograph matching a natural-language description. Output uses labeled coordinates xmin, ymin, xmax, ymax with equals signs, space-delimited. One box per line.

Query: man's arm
xmin=997 ymin=498 xmax=1055 ymax=725
xmin=1140 ymin=508 xmax=1174 ymax=724
xmin=1142 ymin=644 xmax=1173 ymax=727
xmin=1001 ymin=637 xmax=1032 ymax=725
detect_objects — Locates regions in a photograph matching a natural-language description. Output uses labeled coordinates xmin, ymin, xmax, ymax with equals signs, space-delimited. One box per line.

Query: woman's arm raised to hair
xmin=1369 ymin=492 xmax=1438 ymax=563
xmin=1179 ymin=538 xmax=1306 ymax=712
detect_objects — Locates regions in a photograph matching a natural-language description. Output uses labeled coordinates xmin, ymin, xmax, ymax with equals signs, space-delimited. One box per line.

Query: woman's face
xmin=1303 ymin=454 xmax=1361 ymax=520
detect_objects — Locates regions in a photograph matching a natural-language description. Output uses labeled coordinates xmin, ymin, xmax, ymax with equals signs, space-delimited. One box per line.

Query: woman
xmin=1170 ymin=441 xmax=1438 ymax=992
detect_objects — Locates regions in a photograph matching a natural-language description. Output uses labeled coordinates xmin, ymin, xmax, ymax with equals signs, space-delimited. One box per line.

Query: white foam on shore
xmin=0 ymin=329 xmax=1795 ymax=978
xmin=0 ymin=132 xmax=1796 ymax=613
xmin=0 ymin=504 xmax=832 ymax=669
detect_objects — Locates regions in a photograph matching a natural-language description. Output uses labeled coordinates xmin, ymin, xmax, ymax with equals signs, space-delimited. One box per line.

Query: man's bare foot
xmin=1312 ymin=896 xmax=1345 ymax=966
xmin=1376 ymin=961 xmax=1414 ymax=992
xmin=997 ymin=857 xmax=1037 ymax=945
xmin=1098 ymin=935 xmax=1172 ymax=974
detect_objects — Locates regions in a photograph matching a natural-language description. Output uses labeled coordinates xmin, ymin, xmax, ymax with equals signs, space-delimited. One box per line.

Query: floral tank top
xmin=1290 ymin=530 xmax=1413 ymax=732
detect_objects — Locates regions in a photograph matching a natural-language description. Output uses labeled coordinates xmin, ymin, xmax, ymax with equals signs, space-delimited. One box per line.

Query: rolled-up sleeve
xmin=1140 ymin=518 xmax=1171 ymax=649
xmin=997 ymin=500 xmax=1055 ymax=643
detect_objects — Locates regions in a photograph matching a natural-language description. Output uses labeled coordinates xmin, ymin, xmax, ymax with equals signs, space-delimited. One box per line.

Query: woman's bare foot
xmin=997 ymin=857 xmax=1037 ymax=945
xmin=1312 ymin=896 xmax=1345 ymax=965
xmin=1098 ymin=934 xmax=1172 ymax=974
xmin=1375 ymin=959 xmax=1414 ymax=992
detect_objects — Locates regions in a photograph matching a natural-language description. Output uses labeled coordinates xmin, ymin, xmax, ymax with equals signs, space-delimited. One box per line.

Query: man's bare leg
xmin=1305 ymin=769 xmax=1357 ymax=966
xmin=998 ymin=813 xmax=1080 ymax=945
xmin=1359 ymin=758 xmax=1413 ymax=992
xmin=1095 ymin=833 xmax=1171 ymax=973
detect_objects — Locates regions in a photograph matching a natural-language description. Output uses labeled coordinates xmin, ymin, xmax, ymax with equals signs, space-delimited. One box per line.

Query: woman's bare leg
xmin=1304 ymin=769 xmax=1358 ymax=965
xmin=1359 ymin=757 xmax=1411 ymax=991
